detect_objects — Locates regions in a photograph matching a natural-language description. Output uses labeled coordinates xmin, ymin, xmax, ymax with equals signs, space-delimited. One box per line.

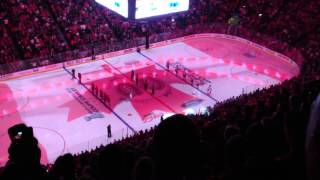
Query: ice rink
xmin=0 ymin=34 xmax=299 ymax=165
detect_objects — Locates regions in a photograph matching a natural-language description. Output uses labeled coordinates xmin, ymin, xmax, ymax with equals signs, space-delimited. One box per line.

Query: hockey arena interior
xmin=0 ymin=0 xmax=319 ymax=179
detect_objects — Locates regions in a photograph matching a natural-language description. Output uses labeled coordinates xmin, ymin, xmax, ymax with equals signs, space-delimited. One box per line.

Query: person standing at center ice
xmin=100 ymin=89 xmax=104 ymax=99
xmin=78 ymin=73 xmax=82 ymax=84
xmin=91 ymin=83 xmax=95 ymax=94
xmin=160 ymin=115 xmax=164 ymax=122
xmin=136 ymin=73 xmax=139 ymax=86
xmin=183 ymin=69 xmax=187 ymax=79
xmin=144 ymin=79 xmax=148 ymax=90
xmin=107 ymin=124 xmax=112 ymax=138
xmin=71 ymin=69 xmax=75 ymax=79
xmin=106 ymin=94 xmax=110 ymax=105
xmin=175 ymin=64 xmax=179 ymax=75
xmin=152 ymin=84 xmax=155 ymax=95
xmin=131 ymin=69 xmax=135 ymax=80
xmin=207 ymin=84 xmax=212 ymax=95
xmin=196 ymin=81 xmax=200 ymax=89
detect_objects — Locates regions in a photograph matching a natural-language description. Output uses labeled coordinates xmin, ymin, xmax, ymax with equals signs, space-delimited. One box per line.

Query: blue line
xmin=138 ymin=52 xmax=219 ymax=102
xmin=62 ymin=66 xmax=137 ymax=133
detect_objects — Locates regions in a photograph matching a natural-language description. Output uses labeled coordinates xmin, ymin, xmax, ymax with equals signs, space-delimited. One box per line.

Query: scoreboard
xmin=96 ymin=0 xmax=189 ymax=19
xmin=135 ymin=0 xmax=189 ymax=19
xmin=95 ymin=0 xmax=129 ymax=18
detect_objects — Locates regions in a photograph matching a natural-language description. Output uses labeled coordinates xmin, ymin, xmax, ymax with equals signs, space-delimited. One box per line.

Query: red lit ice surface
xmin=60 ymin=65 xmax=196 ymax=122
xmin=0 ymin=83 xmax=48 ymax=164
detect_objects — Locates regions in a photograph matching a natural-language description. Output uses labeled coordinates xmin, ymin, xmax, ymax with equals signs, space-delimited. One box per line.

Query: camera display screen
xmin=135 ymin=0 xmax=189 ymax=19
xmin=96 ymin=0 xmax=189 ymax=19
xmin=95 ymin=0 xmax=128 ymax=18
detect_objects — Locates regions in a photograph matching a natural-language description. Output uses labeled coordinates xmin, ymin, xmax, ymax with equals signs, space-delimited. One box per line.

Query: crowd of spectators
xmin=48 ymin=0 xmax=115 ymax=50
xmin=0 ymin=0 xmax=68 ymax=60
xmin=0 ymin=24 xmax=16 ymax=64
xmin=0 ymin=0 xmax=319 ymax=65
xmin=0 ymin=0 xmax=320 ymax=179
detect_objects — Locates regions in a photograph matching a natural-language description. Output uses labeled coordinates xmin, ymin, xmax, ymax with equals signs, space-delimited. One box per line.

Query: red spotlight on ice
xmin=242 ymin=63 xmax=247 ymax=69
xmin=30 ymin=103 xmax=35 ymax=109
xmin=3 ymin=109 xmax=8 ymax=116
xmin=56 ymin=96 xmax=62 ymax=101
xmin=275 ymin=72 xmax=281 ymax=78
xmin=253 ymin=65 xmax=257 ymax=70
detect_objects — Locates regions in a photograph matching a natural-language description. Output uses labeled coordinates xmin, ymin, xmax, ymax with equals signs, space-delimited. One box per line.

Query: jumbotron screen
xmin=135 ymin=0 xmax=189 ymax=19
xmin=95 ymin=0 xmax=128 ymax=18
xmin=96 ymin=0 xmax=189 ymax=19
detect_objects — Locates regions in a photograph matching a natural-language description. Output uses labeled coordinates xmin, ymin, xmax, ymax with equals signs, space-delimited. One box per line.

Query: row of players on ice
xmin=69 ymin=61 xmax=213 ymax=104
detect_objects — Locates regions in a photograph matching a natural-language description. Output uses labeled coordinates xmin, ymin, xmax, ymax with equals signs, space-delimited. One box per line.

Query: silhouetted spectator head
xmin=245 ymin=122 xmax=269 ymax=156
xmin=152 ymin=114 xmax=201 ymax=178
xmin=245 ymin=122 xmax=280 ymax=180
xmin=289 ymin=94 xmax=301 ymax=111
xmin=8 ymin=123 xmax=34 ymax=142
xmin=50 ymin=153 xmax=76 ymax=180
xmin=7 ymin=124 xmax=41 ymax=165
xmin=8 ymin=137 xmax=41 ymax=166
xmin=224 ymin=125 xmax=241 ymax=142
xmin=0 ymin=124 xmax=47 ymax=180
xmin=132 ymin=156 xmax=155 ymax=180
xmin=225 ymin=135 xmax=247 ymax=178
xmin=96 ymin=144 xmax=126 ymax=180
xmin=306 ymin=94 xmax=320 ymax=180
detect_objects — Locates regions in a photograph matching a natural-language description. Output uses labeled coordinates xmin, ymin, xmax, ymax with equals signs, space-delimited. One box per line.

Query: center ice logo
xmin=61 ymin=65 xmax=200 ymax=122
xmin=84 ymin=112 xmax=104 ymax=121
xmin=64 ymin=88 xmax=105 ymax=121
